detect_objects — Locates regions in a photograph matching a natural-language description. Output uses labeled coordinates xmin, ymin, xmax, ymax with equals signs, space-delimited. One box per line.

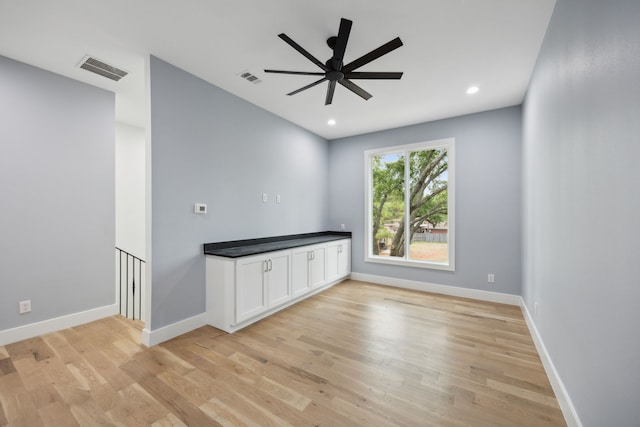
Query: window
xmin=365 ymin=138 xmax=455 ymax=270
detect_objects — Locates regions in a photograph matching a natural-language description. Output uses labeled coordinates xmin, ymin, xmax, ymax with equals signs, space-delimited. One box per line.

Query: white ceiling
xmin=0 ymin=0 xmax=556 ymax=139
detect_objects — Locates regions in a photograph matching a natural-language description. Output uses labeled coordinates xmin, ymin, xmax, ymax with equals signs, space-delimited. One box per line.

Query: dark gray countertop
xmin=203 ymin=231 xmax=351 ymax=258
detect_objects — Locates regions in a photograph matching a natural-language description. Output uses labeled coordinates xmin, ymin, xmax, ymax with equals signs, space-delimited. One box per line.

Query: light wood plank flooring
xmin=0 ymin=280 xmax=566 ymax=426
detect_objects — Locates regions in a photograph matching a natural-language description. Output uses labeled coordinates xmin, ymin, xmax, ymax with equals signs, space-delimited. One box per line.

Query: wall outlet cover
xmin=19 ymin=300 xmax=31 ymax=314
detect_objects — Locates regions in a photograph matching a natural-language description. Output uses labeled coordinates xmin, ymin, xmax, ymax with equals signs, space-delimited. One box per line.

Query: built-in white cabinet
xmin=235 ymin=251 xmax=290 ymax=323
xmin=206 ymin=238 xmax=350 ymax=333
xmin=291 ymin=244 xmax=326 ymax=298
xmin=326 ymin=239 xmax=351 ymax=283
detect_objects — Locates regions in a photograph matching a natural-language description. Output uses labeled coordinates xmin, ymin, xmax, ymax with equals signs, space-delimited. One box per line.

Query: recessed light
xmin=328 ymin=119 xmax=336 ymax=126
xmin=466 ymin=86 xmax=479 ymax=95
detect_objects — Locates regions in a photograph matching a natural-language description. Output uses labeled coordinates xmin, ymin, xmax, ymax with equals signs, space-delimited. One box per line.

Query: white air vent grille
xmin=78 ymin=56 xmax=128 ymax=81
xmin=239 ymin=70 xmax=262 ymax=84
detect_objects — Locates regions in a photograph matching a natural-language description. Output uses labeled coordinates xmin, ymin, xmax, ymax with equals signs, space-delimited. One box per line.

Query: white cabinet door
xmin=326 ymin=243 xmax=339 ymax=282
xmin=309 ymin=246 xmax=326 ymax=289
xmin=235 ymin=256 xmax=268 ymax=323
xmin=267 ymin=252 xmax=291 ymax=308
xmin=292 ymin=245 xmax=327 ymax=295
xmin=291 ymin=248 xmax=311 ymax=298
xmin=327 ymin=239 xmax=351 ymax=282
xmin=337 ymin=239 xmax=351 ymax=278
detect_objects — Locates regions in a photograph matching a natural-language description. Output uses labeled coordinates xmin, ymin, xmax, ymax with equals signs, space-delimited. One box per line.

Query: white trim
xmin=364 ymin=138 xmax=455 ymax=271
xmin=364 ymin=138 xmax=454 ymax=157
xmin=141 ymin=312 xmax=207 ymax=347
xmin=520 ymin=301 xmax=583 ymax=427
xmin=363 ymin=256 xmax=453 ymax=271
xmin=0 ymin=304 xmax=118 ymax=346
xmin=350 ymin=273 xmax=521 ymax=305
xmin=143 ymin=53 xmax=153 ymax=335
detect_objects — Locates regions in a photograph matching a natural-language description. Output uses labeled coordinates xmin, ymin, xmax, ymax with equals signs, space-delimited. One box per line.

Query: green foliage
xmin=375 ymin=228 xmax=394 ymax=240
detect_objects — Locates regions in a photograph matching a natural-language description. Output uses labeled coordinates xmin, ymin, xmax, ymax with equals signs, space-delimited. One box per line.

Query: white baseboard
xmin=350 ymin=273 xmax=522 ymax=306
xmin=520 ymin=301 xmax=583 ymax=427
xmin=0 ymin=304 xmax=119 ymax=346
xmin=141 ymin=313 xmax=207 ymax=347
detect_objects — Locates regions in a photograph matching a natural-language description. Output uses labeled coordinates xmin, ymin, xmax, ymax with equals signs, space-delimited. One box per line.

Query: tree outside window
xmin=365 ymin=139 xmax=454 ymax=270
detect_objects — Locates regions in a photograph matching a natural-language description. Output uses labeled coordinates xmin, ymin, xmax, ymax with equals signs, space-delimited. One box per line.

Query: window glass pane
xmin=371 ymin=153 xmax=405 ymax=258
xmin=365 ymin=138 xmax=454 ymax=270
xmin=408 ymin=148 xmax=448 ymax=263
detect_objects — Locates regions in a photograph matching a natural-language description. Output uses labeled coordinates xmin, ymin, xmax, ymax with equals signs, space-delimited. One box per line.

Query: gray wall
xmin=522 ymin=0 xmax=640 ymax=425
xmin=0 ymin=55 xmax=115 ymax=330
xmin=149 ymin=57 xmax=330 ymax=330
xmin=328 ymin=106 xmax=522 ymax=295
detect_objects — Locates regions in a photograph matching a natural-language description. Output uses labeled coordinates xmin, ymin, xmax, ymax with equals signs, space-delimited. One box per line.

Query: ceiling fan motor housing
xmin=327 ymin=70 xmax=344 ymax=81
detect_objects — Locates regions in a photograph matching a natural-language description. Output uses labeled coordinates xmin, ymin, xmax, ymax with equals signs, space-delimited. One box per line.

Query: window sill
xmin=365 ymin=255 xmax=454 ymax=271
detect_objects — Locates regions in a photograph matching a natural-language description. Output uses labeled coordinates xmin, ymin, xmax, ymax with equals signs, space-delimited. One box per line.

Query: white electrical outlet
xmin=488 ymin=274 xmax=495 ymax=283
xmin=19 ymin=300 xmax=31 ymax=314
xmin=341 ymin=224 xmax=345 ymax=231
xmin=276 ymin=194 xmax=281 ymax=204
xmin=262 ymin=193 xmax=268 ymax=203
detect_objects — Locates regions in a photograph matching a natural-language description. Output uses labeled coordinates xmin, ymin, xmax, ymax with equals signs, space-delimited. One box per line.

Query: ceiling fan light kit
xmin=265 ymin=18 xmax=403 ymax=105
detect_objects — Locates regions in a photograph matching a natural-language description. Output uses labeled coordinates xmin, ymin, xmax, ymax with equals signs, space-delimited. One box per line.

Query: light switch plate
xmin=194 ymin=203 xmax=207 ymax=214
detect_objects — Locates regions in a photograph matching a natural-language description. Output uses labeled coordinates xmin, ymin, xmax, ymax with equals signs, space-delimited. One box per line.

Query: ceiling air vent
xmin=238 ymin=70 xmax=262 ymax=84
xmin=78 ymin=55 xmax=128 ymax=81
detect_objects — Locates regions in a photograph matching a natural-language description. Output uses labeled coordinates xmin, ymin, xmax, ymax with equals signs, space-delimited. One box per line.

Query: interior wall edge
xmin=141 ymin=313 xmax=207 ymax=347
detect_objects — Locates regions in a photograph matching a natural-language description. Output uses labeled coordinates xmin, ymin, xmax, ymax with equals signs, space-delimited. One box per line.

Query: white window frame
xmin=364 ymin=138 xmax=455 ymax=271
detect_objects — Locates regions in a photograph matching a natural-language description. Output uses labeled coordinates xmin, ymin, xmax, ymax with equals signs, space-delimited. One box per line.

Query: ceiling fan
xmin=265 ymin=18 xmax=404 ymax=105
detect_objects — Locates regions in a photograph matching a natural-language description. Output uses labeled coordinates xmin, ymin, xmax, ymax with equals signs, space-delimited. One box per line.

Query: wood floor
xmin=0 ymin=280 xmax=566 ymax=426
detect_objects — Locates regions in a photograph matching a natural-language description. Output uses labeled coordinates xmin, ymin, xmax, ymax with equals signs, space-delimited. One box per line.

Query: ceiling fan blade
xmin=338 ymin=79 xmax=372 ymax=100
xmin=325 ymin=81 xmax=337 ymax=105
xmin=333 ymin=18 xmax=353 ymax=65
xmin=265 ymin=70 xmax=326 ymax=76
xmin=278 ymin=33 xmax=328 ymax=71
xmin=344 ymin=71 xmax=403 ymax=79
xmin=287 ymin=77 xmax=328 ymax=96
xmin=343 ymin=37 xmax=403 ymax=73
